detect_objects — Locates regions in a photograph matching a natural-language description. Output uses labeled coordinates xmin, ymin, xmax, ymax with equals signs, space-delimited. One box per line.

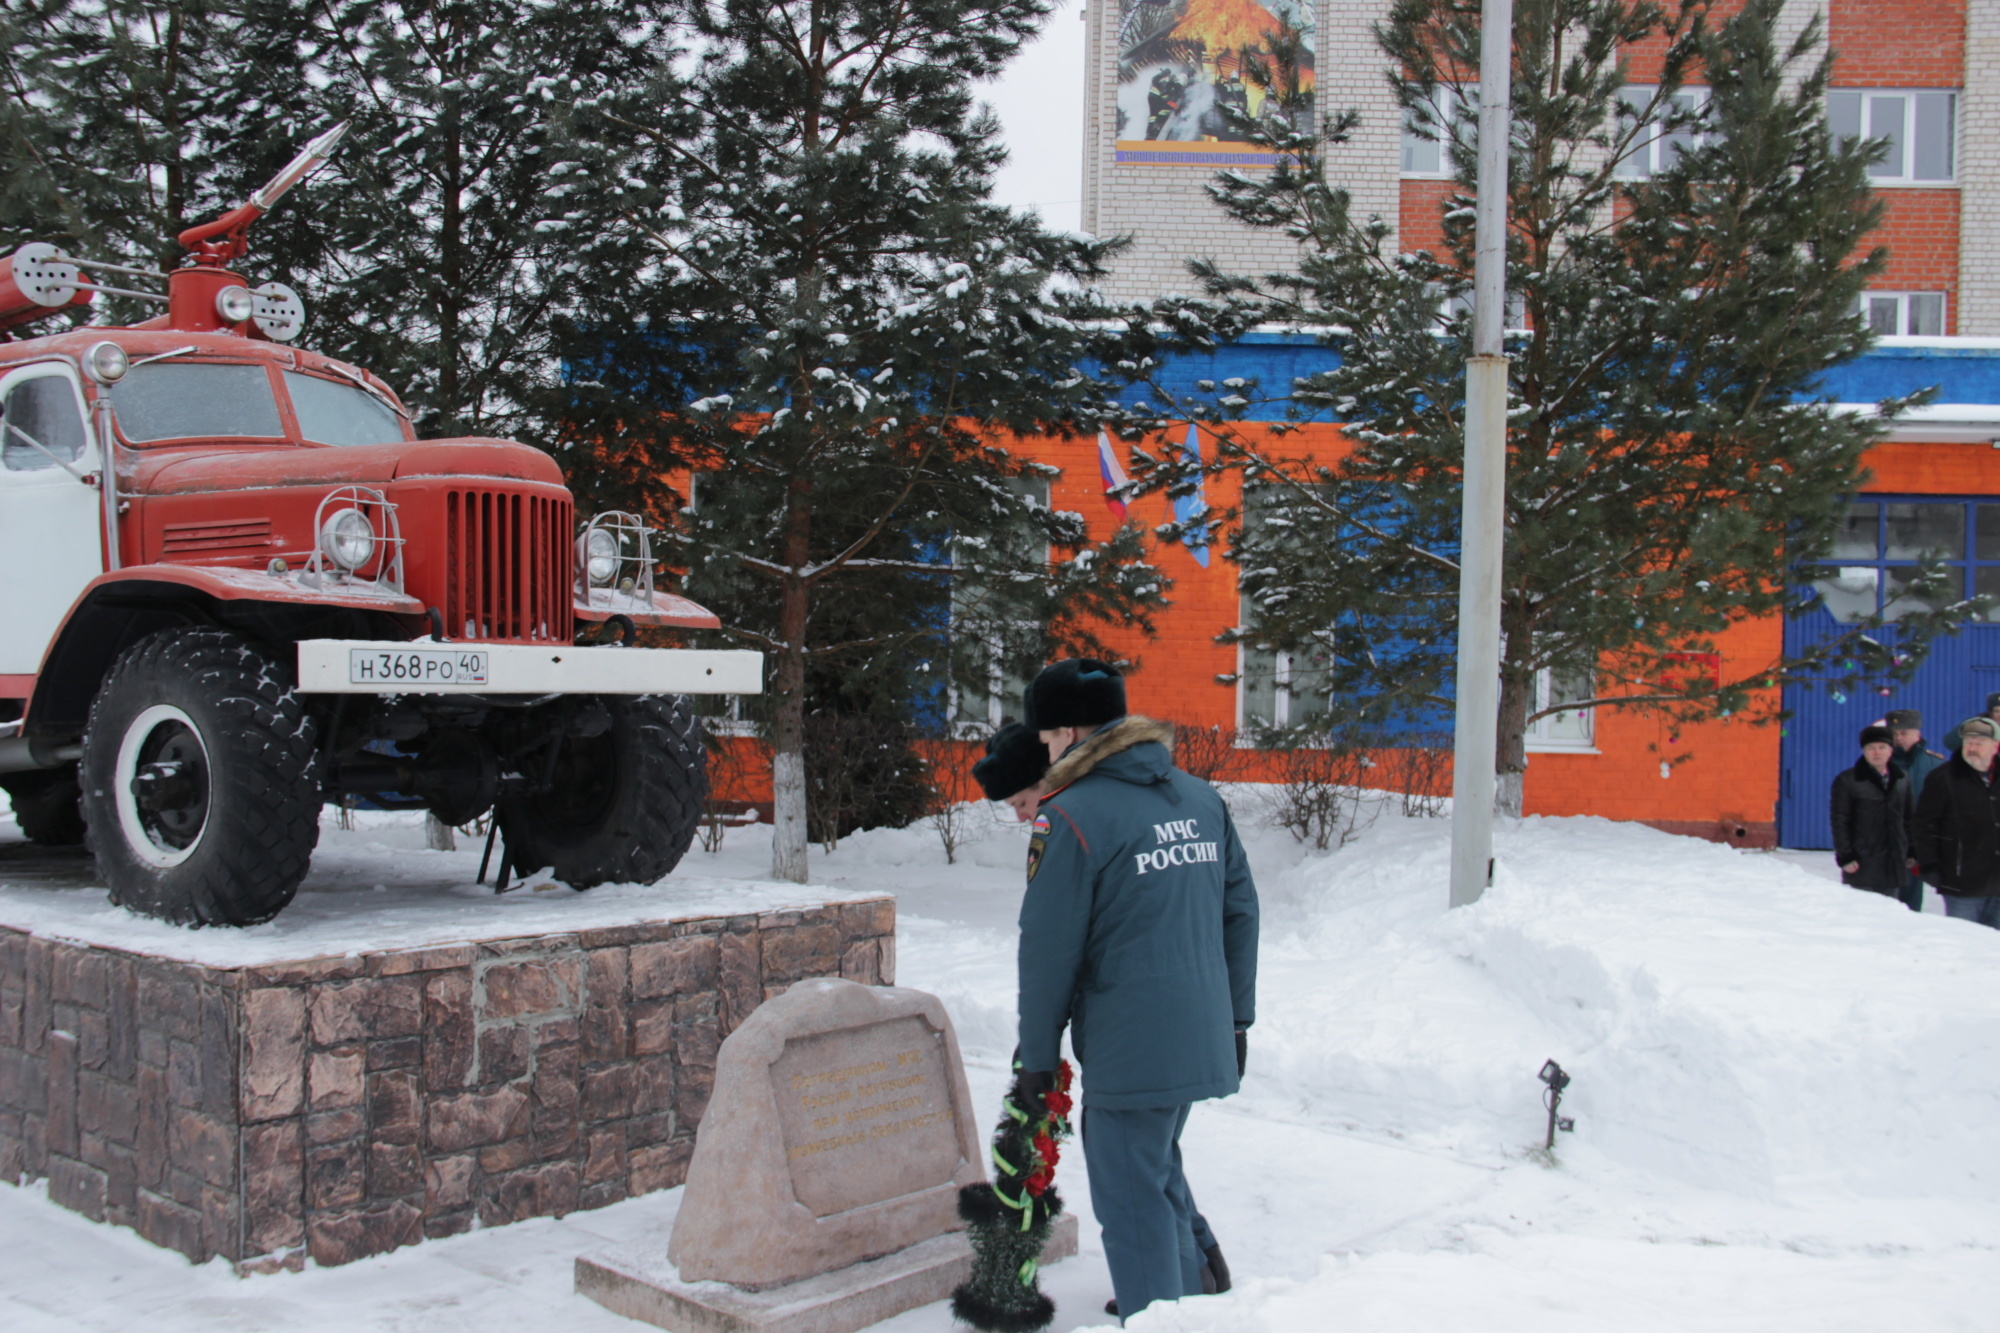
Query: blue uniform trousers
xmin=1082 ymin=1103 xmax=1205 ymax=1321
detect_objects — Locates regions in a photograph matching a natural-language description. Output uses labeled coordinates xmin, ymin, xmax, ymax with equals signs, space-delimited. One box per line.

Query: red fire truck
xmin=0 ymin=126 xmax=758 ymax=926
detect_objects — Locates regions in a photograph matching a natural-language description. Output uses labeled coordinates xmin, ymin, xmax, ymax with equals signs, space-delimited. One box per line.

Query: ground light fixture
xmin=1539 ymin=1059 xmax=1575 ymax=1150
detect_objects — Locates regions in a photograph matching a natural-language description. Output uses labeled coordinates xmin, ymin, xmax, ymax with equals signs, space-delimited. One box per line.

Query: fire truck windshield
xmin=282 ymin=371 xmax=407 ymax=447
xmin=110 ymin=362 xmax=284 ymax=443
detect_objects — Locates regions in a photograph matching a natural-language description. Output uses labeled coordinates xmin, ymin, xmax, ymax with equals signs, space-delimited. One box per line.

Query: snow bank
xmin=1248 ymin=812 xmax=2000 ymax=1200
xmin=0 ymin=809 xmax=872 ymax=966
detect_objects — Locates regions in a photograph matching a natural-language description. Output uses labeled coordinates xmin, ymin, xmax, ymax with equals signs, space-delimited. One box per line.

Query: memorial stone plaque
xmin=772 ymin=1015 xmax=962 ymax=1217
xmin=666 ymin=978 xmax=985 ymax=1290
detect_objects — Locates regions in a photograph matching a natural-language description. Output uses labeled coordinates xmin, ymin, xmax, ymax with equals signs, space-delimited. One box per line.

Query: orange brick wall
xmin=1399 ymin=178 xmax=1455 ymax=257
xmin=1828 ymin=0 xmax=1965 ymax=86
xmin=692 ymin=427 xmax=2000 ymax=844
xmin=1620 ymin=0 xmax=1748 ymax=84
xmin=1872 ymin=191 xmax=1961 ymax=328
xmin=1857 ymin=439 xmax=2000 ymax=494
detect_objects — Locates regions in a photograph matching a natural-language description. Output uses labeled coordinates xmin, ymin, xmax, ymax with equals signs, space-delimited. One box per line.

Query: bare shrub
xmin=1167 ymin=720 xmax=1245 ymax=785
xmin=913 ymin=735 xmax=982 ymax=864
xmin=1262 ymin=738 xmax=1378 ymax=850
xmin=697 ymin=735 xmax=743 ymax=854
xmin=1372 ymin=735 xmax=1453 ymax=818
xmin=804 ymin=712 xmax=929 ymax=851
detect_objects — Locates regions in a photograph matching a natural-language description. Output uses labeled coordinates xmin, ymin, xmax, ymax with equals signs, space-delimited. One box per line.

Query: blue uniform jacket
xmin=1017 ymin=716 xmax=1259 ymax=1109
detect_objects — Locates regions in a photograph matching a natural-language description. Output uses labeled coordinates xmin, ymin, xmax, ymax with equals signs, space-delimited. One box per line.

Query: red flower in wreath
xmin=1024 ymin=1166 xmax=1053 ymax=1196
xmin=1034 ymin=1131 xmax=1059 ymax=1168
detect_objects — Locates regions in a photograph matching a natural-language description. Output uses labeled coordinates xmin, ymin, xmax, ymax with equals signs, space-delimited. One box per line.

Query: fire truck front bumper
xmin=295 ymin=640 xmax=763 ymax=696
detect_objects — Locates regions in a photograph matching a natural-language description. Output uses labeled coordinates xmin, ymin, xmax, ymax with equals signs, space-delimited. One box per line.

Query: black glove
xmin=1011 ymin=1066 xmax=1055 ymax=1119
xmin=1234 ymin=1028 xmax=1248 ymax=1079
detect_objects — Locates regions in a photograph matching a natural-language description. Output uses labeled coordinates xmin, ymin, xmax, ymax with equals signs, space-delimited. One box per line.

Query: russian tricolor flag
xmin=1096 ymin=430 xmax=1130 ymax=522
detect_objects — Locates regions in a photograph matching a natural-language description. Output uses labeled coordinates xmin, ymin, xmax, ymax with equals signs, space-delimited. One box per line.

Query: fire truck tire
xmin=80 ymin=629 xmax=322 ymax=926
xmin=495 ymin=693 xmax=707 ymax=889
xmin=1 ymin=769 xmax=87 ymax=846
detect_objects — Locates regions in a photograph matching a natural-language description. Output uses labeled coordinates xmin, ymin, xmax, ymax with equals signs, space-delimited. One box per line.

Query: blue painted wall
xmin=1146 ymin=333 xmax=2000 ymax=422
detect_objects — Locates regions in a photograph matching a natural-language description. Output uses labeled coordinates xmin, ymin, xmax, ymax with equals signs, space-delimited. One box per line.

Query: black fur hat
xmin=972 ymin=723 xmax=1049 ymax=801
xmin=1860 ymin=724 xmax=1894 ymax=748
xmin=1023 ymin=658 xmax=1126 ymax=731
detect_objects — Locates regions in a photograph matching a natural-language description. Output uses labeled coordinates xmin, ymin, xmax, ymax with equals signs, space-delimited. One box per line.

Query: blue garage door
xmin=1781 ymin=497 xmax=2000 ymax=848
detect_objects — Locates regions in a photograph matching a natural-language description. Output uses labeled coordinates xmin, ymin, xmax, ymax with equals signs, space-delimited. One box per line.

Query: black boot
xmin=1203 ymin=1241 xmax=1232 ymax=1294
xmin=1103 ymin=1244 xmax=1234 ymax=1315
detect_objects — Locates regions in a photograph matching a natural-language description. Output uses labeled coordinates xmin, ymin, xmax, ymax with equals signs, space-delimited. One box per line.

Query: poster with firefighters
xmin=1114 ymin=0 xmax=1316 ymax=166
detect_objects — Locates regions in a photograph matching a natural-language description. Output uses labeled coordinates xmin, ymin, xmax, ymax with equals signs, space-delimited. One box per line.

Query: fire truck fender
xmin=573 ymin=587 xmax=723 ymax=629
xmin=26 ymin=566 xmax=424 ymax=737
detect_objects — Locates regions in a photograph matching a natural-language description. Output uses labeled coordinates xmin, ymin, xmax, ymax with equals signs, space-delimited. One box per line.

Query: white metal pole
xmin=1449 ymin=0 xmax=1514 ymax=908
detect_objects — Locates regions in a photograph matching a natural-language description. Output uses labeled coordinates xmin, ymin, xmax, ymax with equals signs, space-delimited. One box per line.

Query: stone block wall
xmin=0 ymin=899 xmax=895 ymax=1268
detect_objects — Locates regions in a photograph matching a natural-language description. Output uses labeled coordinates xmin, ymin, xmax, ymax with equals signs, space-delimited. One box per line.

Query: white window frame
xmin=1614 ymin=86 xmax=1710 ymax=180
xmin=1234 ymin=633 xmax=1326 ymax=733
xmin=1400 ymin=85 xmax=1475 ymax=179
xmin=1431 ymin=283 xmax=1528 ymax=334
xmin=1858 ymin=290 xmax=1947 ymax=337
xmin=1828 ymin=89 xmax=1957 ymax=186
xmin=947 ymin=476 xmax=1052 ymax=736
xmin=0 ymin=361 xmax=92 ymax=476
xmin=1523 ymin=666 xmax=1597 ymax=753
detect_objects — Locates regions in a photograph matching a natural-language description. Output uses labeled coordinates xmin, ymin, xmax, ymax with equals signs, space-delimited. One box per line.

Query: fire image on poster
xmin=1115 ymin=0 xmax=1315 ymax=166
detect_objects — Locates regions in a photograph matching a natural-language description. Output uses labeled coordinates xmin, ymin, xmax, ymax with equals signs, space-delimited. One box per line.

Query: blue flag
xmin=1173 ymin=422 xmax=1210 ymax=568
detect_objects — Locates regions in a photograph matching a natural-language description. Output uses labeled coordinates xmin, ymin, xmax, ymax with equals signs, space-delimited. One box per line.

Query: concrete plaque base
xmin=576 ymin=1210 xmax=1080 ymax=1333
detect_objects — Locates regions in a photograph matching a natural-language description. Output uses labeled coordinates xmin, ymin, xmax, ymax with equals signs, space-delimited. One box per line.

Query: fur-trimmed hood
xmin=1043 ymin=715 xmax=1175 ymax=792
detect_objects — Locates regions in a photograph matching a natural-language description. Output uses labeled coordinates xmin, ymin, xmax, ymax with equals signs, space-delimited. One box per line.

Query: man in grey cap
xmin=1912 ymin=715 xmax=2000 ymax=928
xmin=1885 ymin=708 xmax=1945 ymax=910
xmin=1940 ymin=692 xmax=2000 ymax=753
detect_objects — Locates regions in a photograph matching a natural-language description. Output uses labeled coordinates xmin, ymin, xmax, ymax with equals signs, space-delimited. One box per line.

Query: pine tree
xmin=0 ymin=0 xmax=245 ymax=300
xmin=220 ymin=0 xmax=682 ymax=443
xmin=580 ymin=0 xmax=1171 ymax=882
xmin=0 ymin=0 xmax=678 ymax=446
xmin=1137 ymin=0 xmax=1974 ymax=813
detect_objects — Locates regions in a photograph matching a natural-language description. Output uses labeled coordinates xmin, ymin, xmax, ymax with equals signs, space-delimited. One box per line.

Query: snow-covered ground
xmin=4 ymin=793 xmax=1998 ymax=1331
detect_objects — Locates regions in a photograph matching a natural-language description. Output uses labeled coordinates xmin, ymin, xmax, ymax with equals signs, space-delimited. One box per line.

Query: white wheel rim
xmin=113 ymin=703 xmax=210 ymax=868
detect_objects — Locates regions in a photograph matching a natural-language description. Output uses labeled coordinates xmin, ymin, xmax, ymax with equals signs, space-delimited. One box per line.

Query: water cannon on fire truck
xmin=0 ymin=124 xmax=759 ymax=928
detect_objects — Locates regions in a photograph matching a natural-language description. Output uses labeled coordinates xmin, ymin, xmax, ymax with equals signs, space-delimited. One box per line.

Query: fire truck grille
xmin=442 ymin=489 xmax=573 ymax=643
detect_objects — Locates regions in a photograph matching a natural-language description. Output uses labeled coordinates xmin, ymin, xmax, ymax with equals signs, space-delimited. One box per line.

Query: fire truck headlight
xmin=215 ymin=285 xmax=256 ymax=324
xmin=582 ymin=526 xmax=619 ymax=587
xmin=320 ymin=508 xmax=375 ymax=570
xmin=82 ymin=341 xmax=128 ymax=385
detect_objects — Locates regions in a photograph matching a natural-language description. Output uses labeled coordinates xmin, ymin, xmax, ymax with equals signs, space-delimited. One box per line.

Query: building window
xmin=1828 ymin=90 xmax=1956 ymax=184
xmin=1238 ymin=626 xmax=1335 ymax=733
xmin=1401 ymin=86 xmax=1475 ymax=178
xmin=1809 ymin=498 xmax=2000 ymax=623
xmin=1431 ymin=283 xmax=1527 ymax=333
xmin=949 ymin=476 xmax=1052 ymax=734
xmin=1524 ymin=667 xmax=1596 ymax=751
xmin=1858 ymin=291 xmax=1946 ymax=337
xmin=1614 ymin=87 xmax=1709 ymax=180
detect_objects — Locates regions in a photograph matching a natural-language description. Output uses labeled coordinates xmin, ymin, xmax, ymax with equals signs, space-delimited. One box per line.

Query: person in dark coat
xmin=972 ymin=722 xmax=1048 ymax=822
xmin=1938 ymin=691 xmax=2000 ymax=753
xmin=1885 ymin=708 xmax=1945 ymax=910
xmin=1830 ymin=724 xmax=1914 ymax=898
xmin=1013 ymin=659 xmax=1258 ymax=1323
xmin=1911 ymin=715 xmax=2000 ymax=928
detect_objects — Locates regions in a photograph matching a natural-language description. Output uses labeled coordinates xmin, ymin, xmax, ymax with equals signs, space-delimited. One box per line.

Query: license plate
xmin=348 ymin=647 xmax=489 ymax=686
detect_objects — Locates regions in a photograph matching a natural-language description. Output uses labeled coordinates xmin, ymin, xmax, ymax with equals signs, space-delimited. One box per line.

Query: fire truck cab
xmin=0 ymin=128 xmax=758 ymax=926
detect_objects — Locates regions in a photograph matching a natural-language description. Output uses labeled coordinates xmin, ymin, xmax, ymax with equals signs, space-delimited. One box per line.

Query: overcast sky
xmin=979 ymin=0 xmax=1088 ymax=233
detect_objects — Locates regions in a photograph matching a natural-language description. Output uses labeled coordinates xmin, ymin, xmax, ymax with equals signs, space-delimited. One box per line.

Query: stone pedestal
xmin=0 ymin=898 xmax=894 ymax=1268
xmin=577 ymin=1210 xmax=1080 ymax=1333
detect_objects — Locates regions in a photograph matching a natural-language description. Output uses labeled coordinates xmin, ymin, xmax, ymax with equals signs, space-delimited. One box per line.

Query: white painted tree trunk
xmin=425 ymin=813 xmax=457 ymax=851
xmin=1496 ymin=768 xmax=1525 ymax=819
xmin=770 ymin=749 xmax=808 ymax=882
